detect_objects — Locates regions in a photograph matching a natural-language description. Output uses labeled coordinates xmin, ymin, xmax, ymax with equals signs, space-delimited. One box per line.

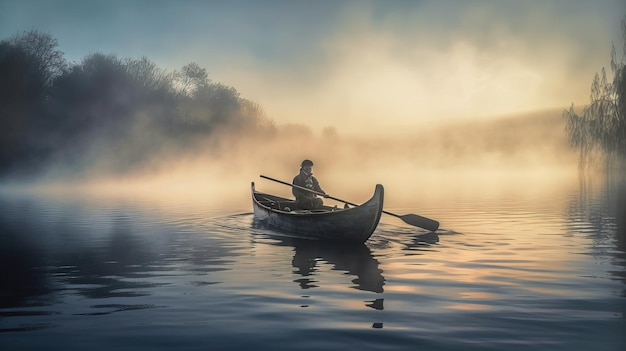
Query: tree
xmin=125 ymin=56 xmax=173 ymax=93
xmin=175 ymin=62 xmax=209 ymax=96
xmin=0 ymin=32 xmax=62 ymax=175
xmin=564 ymin=18 xmax=626 ymax=169
xmin=0 ymin=30 xmax=277 ymax=178
xmin=7 ymin=30 xmax=66 ymax=88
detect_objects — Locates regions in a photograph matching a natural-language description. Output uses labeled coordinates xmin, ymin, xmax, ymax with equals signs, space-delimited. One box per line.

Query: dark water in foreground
xmin=1 ymin=174 xmax=624 ymax=350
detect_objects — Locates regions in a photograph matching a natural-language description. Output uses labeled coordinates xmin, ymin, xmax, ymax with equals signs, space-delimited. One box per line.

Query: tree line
xmin=0 ymin=30 xmax=276 ymax=179
xmin=564 ymin=18 xmax=626 ymax=170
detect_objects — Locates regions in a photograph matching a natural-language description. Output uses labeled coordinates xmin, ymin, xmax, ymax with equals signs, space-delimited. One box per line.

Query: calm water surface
xmin=1 ymin=173 xmax=624 ymax=350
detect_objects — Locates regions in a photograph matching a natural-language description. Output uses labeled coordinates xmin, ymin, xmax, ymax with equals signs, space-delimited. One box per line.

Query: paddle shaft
xmin=259 ymin=175 xmax=356 ymax=206
xmin=259 ymin=174 xmax=440 ymax=231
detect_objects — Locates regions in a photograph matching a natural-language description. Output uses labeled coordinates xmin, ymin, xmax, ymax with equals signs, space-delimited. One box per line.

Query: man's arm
xmin=312 ymin=177 xmax=326 ymax=195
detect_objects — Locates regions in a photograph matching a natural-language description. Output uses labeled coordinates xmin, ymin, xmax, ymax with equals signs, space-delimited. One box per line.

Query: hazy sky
xmin=1 ymin=0 xmax=625 ymax=131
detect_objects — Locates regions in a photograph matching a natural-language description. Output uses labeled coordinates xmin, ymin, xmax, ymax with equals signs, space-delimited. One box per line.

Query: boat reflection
xmin=291 ymin=239 xmax=385 ymax=293
xmin=250 ymin=221 xmax=385 ymax=293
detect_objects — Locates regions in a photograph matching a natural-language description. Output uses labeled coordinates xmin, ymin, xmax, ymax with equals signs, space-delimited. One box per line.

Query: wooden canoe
xmin=251 ymin=182 xmax=384 ymax=243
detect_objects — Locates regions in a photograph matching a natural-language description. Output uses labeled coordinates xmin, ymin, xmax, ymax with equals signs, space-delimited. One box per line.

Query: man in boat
xmin=292 ymin=159 xmax=327 ymax=209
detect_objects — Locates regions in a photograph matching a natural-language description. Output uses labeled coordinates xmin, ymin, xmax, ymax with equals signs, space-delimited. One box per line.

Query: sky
xmin=1 ymin=0 xmax=625 ymax=132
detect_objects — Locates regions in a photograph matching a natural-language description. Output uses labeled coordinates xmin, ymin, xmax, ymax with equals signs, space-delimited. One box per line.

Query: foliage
xmin=6 ymin=30 xmax=66 ymax=88
xmin=564 ymin=18 xmax=626 ymax=169
xmin=0 ymin=30 xmax=276 ymax=179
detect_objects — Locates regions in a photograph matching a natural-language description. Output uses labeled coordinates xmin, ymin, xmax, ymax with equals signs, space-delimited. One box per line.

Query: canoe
xmin=251 ymin=182 xmax=384 ymax=243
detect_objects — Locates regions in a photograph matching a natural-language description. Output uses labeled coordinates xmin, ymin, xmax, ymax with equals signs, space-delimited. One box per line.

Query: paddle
xmin=259 ymin=175 xmax=440 ymax=232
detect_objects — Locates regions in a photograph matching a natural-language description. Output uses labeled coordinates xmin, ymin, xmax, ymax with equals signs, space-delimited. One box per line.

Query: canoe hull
xmin=251 ymin=182 xmax=384 ymax=243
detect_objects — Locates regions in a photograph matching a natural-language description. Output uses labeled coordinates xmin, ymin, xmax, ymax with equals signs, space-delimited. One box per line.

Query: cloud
xmin=214 ymin=0 xmax=625 ymax=131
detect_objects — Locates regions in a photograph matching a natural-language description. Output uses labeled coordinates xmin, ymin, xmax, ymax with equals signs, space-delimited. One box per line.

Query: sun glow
xmin=218 ymin=5 xmax=605 ymax=133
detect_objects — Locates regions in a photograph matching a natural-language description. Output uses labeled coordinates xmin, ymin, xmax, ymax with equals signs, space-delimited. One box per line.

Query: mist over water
xmin=7 ymin=107 xmax=577 ymax=210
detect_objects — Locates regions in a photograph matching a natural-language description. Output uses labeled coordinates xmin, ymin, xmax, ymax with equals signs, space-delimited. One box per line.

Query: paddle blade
xmin=399 ymin=214 xmax=440 ymax=232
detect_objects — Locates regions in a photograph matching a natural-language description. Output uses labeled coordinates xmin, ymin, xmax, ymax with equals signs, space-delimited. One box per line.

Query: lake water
xmin=1 ymin=171 xmax=624 ymax=351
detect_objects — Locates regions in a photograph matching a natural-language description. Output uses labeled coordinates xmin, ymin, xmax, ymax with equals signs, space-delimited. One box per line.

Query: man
xmin=292 ymin=159 xmax=327 ymax=209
